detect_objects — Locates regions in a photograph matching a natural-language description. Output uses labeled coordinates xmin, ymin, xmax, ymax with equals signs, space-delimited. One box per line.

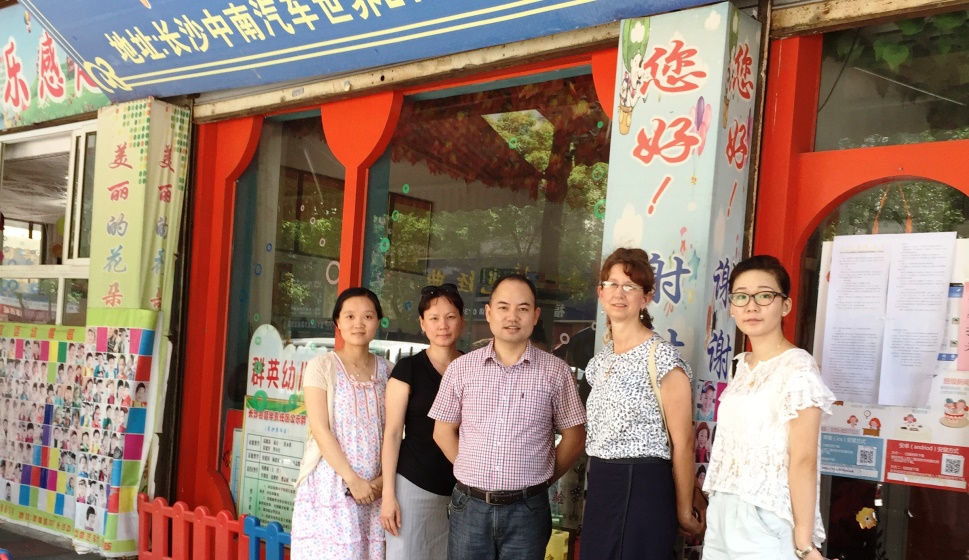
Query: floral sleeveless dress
xmin=291 ymin=355 xmax=389 ymax=560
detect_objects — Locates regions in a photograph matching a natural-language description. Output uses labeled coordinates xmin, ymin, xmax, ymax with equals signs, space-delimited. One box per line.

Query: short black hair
xmin=489 ymin=273 xmax=537 ymax=304
xmin=728 ymin=255 xmax=791 ymax=295
xmin=418 ymin=288 xmax=464 ymax=318
xmin=332 ymin=287 xmax=384 ymax=323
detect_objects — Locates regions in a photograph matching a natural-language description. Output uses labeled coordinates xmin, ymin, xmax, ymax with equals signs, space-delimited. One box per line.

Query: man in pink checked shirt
xmin=430 ymin=273 xmax=586 ymax=560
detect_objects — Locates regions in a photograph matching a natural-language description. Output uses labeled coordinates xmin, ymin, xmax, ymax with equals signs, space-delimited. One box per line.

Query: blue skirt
xmin=580 ymin=457 xmax=677 ymax=560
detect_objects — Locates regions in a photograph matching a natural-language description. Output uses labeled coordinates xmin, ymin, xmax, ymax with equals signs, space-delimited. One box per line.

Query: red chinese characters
xmin=725 ymin=119 xmax=749 ymax=170
xmin=640 ymin=39 xmax=707 ymax=95
xmin=280 ymin=360 xmax=304 ymax=391
xmin=101 ymin=283 xmax=124 ymax=308
xmin=251 ymin=357 xmax=266 ymax=387
xmin=109 ymin=142 xmax=133 ymax=169
xmin=74 ymin=67 xmax=99 ymax=96
xmin=149 ymin=289 xmax=162 ymax=310
xmin=266 ymin=359 xmax=280 ymax=389
xmin=632 ymin=116 xmax=701 ymax=166
xmin=159 ymin=145 xmax=175 ymax=171
xmin=108 ymin=181 xmax=130 ymax=201
xmin=38 ymin=31 xmax=66 ymax=102
xmin=158 ymin=184 xmax=172 ymax=203
xmin=731 ymin=43 xmax=754 ymax=100
xmin=3 ymin=39 xmax=29 ymax=111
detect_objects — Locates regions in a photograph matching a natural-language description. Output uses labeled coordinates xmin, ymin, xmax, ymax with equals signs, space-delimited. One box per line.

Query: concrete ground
xmin=0 ymin=523 xmax=104 ymax=559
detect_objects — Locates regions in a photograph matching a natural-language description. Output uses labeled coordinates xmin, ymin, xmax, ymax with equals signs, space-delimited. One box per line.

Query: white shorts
xmin=702 ymin=492 xmax=799 ymax=560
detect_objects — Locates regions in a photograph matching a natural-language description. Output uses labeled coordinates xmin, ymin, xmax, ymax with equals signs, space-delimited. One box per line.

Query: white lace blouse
xmin=703 ymin=348 xmax=836 ymax=545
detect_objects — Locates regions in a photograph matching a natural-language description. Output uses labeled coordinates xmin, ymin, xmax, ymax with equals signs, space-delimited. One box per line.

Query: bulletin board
xmin=815 ymin=235 xmax=969 ymax=491
xmin=0 ymin=309 xmax=160 ymax=556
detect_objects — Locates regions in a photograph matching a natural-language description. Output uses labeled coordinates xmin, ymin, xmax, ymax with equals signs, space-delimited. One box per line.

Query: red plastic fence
xmin=138 ymin=494 xmax=249 ymax=560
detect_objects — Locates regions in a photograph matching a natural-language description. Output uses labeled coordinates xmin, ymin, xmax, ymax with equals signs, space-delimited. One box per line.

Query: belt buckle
xmin=484 ymin=491 xmax=497 ymax=505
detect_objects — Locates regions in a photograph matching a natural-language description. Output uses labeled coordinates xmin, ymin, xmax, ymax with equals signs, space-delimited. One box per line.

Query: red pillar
xmin=320 ymin=91 xmax=403 ymax=295
xmin=753 ymin=35 xmax=822 ymax=341
xmin=178 ymin=116 xmax=262 ymax=513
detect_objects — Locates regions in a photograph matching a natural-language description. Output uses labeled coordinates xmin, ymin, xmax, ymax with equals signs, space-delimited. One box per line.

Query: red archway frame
xmin=755 ymin=35 xmax=969 ymax=342
xmin=179 ymin=49 xmax=619 ymax=512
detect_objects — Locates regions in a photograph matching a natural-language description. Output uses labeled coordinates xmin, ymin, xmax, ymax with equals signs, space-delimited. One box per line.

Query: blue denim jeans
xmin=447 ymin=486 xmax=552 ymax=560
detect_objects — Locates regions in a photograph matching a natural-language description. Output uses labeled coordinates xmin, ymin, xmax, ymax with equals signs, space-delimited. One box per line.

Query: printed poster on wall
xmin=816 ymin=237 xmax=969 ymax=491
xmin=0 ymin=3 xmax=109 ymax=131
xmin=0 ymin=309 xmax=159 ymax=556
xmin=237 ymin=325 xmax=324 ymax=530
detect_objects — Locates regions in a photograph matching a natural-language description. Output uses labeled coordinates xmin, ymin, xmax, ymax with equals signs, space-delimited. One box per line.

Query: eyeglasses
xmin=728 ymin=291 xmax=787 ymax=307
xmin=421 ymin=283 xmax=458 ymax=297
xmin=600 ymin=281 xmax=644 ymax=293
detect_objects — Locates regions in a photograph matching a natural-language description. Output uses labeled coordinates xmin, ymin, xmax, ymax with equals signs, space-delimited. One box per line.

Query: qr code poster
xmin=821 ymin=433 xmax=885 ymax=481
xmin=885 ymin=441 xmax=969 ymax=491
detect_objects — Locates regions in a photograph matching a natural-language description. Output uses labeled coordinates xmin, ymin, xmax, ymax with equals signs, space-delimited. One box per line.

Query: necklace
xmin=342 ymin=353 xmax=374 ymax=382
xmin=603 ymin=353 xmax=620 ymax=380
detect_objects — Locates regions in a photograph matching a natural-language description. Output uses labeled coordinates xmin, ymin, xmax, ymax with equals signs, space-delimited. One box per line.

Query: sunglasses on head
xmin=421 ymin=283 xmax=458 ymax=297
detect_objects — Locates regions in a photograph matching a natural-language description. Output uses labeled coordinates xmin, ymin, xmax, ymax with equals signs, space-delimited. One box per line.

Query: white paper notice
xmin=878 ymin=232 xmax=957 ymax=406
xmin=821 ymin=237 xmax=892 ymax=402
xmin=822 ymin=233 xmax=956 ymax=407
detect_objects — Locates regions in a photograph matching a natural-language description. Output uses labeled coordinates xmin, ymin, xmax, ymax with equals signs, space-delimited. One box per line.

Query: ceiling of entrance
xmin=0 ymin=153 xmax=70 ymax=225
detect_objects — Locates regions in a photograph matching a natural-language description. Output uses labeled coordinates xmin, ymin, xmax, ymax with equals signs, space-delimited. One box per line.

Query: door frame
xmin=755 ymin=34 xmax=969 ymax=342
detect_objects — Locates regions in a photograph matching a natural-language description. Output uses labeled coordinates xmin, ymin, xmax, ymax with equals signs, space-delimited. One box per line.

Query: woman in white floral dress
xmin=703 ymin=256 xmax=835 ymax=560
xmin=291 ymin=287 xmax=392 ymax=560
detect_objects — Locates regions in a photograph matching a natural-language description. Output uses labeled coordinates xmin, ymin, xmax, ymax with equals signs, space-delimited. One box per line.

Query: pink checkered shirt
xmin=429 ymin=341 xmax=586 ymax=491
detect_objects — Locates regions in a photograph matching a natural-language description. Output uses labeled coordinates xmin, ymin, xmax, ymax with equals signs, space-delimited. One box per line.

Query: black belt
xmin=455 ymin=481 xmax=549 ymax=505
xmin=595 ymin=456 xmax=669 ymax=465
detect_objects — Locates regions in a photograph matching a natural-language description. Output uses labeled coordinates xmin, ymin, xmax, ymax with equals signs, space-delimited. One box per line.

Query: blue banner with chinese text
xmin=20 ymin=0 xmax=715 ymax=102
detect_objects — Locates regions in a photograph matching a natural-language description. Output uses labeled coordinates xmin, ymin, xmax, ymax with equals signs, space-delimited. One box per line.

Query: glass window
xmin=69 ymin=132 xmax=96 ymax=259
xmin=1 ymin=150 xmax=70 ymax=266
xmin=0 ymin=123 xmax=94 ymax=325
xmin=365 ymin=72 xmax=609 ymax=360
xmin=222 ymin=113 xmax=345 ymax=407
xmin=798 ymin=179 xmax=969 ymax=559
xmin=62 ymin=278 xmax=88 ymax=327
xmin=0 ymin=277 xmax=60 ymax=324
xmin=815 ymin=10 xmax=969 ymax=151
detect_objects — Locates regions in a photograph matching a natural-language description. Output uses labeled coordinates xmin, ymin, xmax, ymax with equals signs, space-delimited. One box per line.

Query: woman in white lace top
xmin=703 ymin=256 xmax=835 ymax=560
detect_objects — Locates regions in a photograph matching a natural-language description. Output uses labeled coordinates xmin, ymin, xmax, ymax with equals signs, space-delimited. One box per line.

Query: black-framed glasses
xmin=599 ymin=281 xmax=644 ymax=293
xmin=421 ymin=283 xmax=458 ymax=297
xmin=728 ymin=291 xmax=787 ymax=307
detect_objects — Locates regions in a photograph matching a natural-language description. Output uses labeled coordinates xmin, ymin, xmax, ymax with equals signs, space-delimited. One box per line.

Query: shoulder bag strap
xmin=645 ymin=338 xmax=671 ymax=446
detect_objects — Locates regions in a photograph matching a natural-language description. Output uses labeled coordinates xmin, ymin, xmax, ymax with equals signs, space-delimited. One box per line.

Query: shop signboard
xmin=238 ymin=324 xmax=325 ymax=530
xmin=0 ymin=309 xmax=160 ymax=557
xmin=814 ymin=236 xmax=969 ymax=491
xmin=22 ymin=0 xmax=717 ymax=102
xmin=0 ymin=4 xmax=109 ymax=131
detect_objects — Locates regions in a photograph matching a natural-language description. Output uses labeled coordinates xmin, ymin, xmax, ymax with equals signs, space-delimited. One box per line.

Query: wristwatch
xmin=794 ymin=545 xmax=815 ymax=558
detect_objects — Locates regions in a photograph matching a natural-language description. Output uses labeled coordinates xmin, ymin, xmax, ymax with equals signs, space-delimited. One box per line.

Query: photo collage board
xmin=0 ymin=309 xmax=158 ymax=556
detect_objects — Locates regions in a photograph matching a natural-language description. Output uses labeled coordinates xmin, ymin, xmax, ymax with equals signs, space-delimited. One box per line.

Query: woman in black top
xmin=380 ymin=283 xmax=464 ymax=560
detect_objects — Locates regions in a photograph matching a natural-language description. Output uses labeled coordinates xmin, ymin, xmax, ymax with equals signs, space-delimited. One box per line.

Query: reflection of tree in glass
xmin=821 ymin=181 xmax=969 ymax=241
xmin=824 ymin=11 xmax=969 ymax=147
xmin=277 ymin=272 xmax=310 ymax=308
